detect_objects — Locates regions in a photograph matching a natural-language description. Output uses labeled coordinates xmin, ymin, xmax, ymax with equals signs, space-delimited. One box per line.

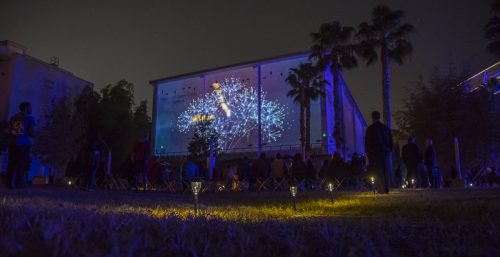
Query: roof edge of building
xmin=15 ymin=53 xmax=94 ymax=86
xmin=149 ymin=50 xmax=310 ymax=85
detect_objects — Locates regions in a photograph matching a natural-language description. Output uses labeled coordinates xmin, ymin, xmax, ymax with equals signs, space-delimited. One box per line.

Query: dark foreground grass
xmin=0 ymin=187 xmax=499 ymax=257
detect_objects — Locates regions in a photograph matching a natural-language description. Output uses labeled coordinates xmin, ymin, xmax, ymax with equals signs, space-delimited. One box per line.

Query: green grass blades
xmin=0 ymin=188 xmax=499 ymax=256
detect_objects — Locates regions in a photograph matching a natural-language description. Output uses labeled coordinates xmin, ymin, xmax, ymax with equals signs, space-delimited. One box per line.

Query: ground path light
xmin=327 ymin=182 xmax=334 ymax=205
xmin=289 ymin=185 xmax=297 ymax=211
xmin=370 ymin=177 xmax=376 ymax=194
xmin=191 ymin=181 xmax=202 ymax=215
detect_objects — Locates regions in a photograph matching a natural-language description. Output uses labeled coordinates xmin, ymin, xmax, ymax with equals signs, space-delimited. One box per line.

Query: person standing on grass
xmin=305 ymin=159 xmax=317 ymax=189
xmin=402 ymin=136 xmax=422 ymax=188
xmin=147 ymin=156 xmax=163 ymax=186
xmin=237 ymin=156 xmax=251 ymax=182
xmin=290 ymin=153 xmax=307 ymax=189
xmin=271 ymin=153 xmax=286 ymax=182
xmin=318 ymin=160 xmax=328 ymax=179
xmin=365 ymin=111 xmax=393 ymax=194
xmin=424 ymin=139 xmax=437 ymax=188
xmin=328 ymin=152 xmax=344 ymax=180
xmin=182 ymin=156 xmax=198 ymax=181
xmin=132 ymin=132 xmax=150 ymax=190
xmin=7 ymin=102 xmax=35 ymax=189
xmin=86 ymin=141 xmax=101 ymax=191
xmin=251 ymin=153 xmax=270 ymax=181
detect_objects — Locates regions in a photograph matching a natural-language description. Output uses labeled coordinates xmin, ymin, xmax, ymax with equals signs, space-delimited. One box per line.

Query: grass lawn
xmin=0 ymin=186 xmax=499 ymax=257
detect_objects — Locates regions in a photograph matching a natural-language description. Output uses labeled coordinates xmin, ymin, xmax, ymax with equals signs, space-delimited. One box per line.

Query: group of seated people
xmin=140 ymin=152 xmax=367 ymax=192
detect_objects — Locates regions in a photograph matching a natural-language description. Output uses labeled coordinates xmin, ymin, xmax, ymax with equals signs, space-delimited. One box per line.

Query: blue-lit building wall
xmin=151 ymin=53 xmax=366 ymax=157
xmin=0 ymin=41 xmax=92 ymax=179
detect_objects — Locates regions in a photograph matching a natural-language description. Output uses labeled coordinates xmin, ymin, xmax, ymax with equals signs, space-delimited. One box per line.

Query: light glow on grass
xmin=2 ymin=188 xmax=500 ymax=256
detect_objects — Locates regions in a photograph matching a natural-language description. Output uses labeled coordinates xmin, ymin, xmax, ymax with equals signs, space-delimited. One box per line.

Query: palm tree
xmin=286 ymin=62 xmax=325 ymax=156
xmin=357 ymin=5 xmax=414 ymax=128
xmin=486 ymin=0 xmax=500 ymax=57
xmin=310 ymin=21 xmax=358 ymax=155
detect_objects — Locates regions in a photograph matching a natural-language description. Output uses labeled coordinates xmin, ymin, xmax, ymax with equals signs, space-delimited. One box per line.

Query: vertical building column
xmin=352 ymin=106 xmax=357 ymax=154
xmin=152 ymin=84 xmax=158 ymax=155
xmin=257 ymin=64 xmax=262 ymax=157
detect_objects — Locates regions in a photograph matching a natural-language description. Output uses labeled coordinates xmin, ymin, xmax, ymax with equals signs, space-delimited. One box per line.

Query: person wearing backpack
xmin=7 ymin=102 xmax=35 ymax=188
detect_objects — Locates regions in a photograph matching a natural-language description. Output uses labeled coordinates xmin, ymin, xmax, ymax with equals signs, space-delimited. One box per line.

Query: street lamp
xmin=327 ymin=182 xmax=334 ymax=205
xmin=191 ymin=181 xmax=202 ymax=215
xmin=289 ymin=185 xmax=297 ymax=211
xmin=370 ymin=177 xmax=376 ymax=194
xmin=411 ymin=178 xmax=415 ymax=189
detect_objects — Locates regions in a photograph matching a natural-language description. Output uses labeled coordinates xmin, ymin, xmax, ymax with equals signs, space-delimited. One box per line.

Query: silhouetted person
xmin=318 ymin=160 xmax=329 ymax=179
xmin=271 ymin=153 xmax=286 ymax=181
xmin=290 ymin=154 xmax=307 ymax=182
xmin=365 ymin=111 xmax=393 ymax=194
xmin=424 ymin=139 xmax=437 ymax=188
xmin=237 ymin=156 xmax=251 ymax=181
xmin=251 ymin=153 xmax=270 ymax=181
xmin=148 ymin=156 xmax=163 ymax=185
xmin=402 ymin=136 xmax=422 ymax=187
xmin=132 ymin=132 xmax=150 ymax=189
xmin=328 ymin=152 xmax=344 ymax=180
xmin=7 ymin=102 xmax=35 ymax=189
xmin=182 ymin=156 xmax=198 ymax=182
xmin=305 ymin=159 xmax=317 ymax=188
xmin=86 ymin=141 xmax=101 ymax=191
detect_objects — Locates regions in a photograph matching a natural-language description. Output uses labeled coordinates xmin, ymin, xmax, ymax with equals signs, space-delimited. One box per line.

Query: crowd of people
xmin=129 ymin=151 xmax=367 ymax=192
xmin=364 ymin=110 xmax=445 ymax=193
xmin=2 ymin=102 xmax=496 ymax=193
xmin=400 ymin=137 xmax=442 ymax=189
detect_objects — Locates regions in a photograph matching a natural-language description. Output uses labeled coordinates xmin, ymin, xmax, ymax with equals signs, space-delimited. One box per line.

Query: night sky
xmin=1 ymin=0 xmax=496 ymax=121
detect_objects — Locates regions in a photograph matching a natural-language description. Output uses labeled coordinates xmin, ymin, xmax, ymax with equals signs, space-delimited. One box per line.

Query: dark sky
xmin=1 ymin=0 xmax=497 ymax=120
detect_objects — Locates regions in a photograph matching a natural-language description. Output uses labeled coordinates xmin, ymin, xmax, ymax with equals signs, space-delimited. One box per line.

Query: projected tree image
xmin=178 ymin=77 xmax=286 ymax=150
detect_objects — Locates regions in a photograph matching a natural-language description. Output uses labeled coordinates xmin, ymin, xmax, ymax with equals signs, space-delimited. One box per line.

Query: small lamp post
xmin=289 ymin=185 xmax=297 ymax=211
xmin=327 ymin=182 xmax=334 ymax=205
xmin=411 ymin=178 xmax=415 ymax=189
xmin=370 ymin=177 xmax=376 ymax=194
xmin=191 ymin=181 xmax=202 ymax=215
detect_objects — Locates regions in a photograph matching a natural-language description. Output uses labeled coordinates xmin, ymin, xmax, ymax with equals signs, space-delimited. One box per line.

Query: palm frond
xmin=389 ymin=39 xmax=413 ymax=65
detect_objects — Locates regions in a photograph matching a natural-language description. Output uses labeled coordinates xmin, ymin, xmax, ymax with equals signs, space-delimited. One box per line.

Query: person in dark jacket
xmin=237 ymin=156 xmax=251 ymax=182
xmin=290 ymin=154 xmax=307 ymax=182
xmin=251 ymin=153 xmax=270 ymax=181
xmin=132 ymin=132 xmax=150 ymax=190
xmin=305 ymin=159 xmax=317 ymax=188
xmin=318 ymin=160 xmax=329 ymax=180
xmin=402 ymin=136 xmax=422 ymax=187
xmin=86 ymin=141 xmax=101 ymax=191
xmin=328 ymin=152 xmax=345 ymax=180
xmin=364 ymin=111 xmax=393 ymax=194
xmin=424 ymin=139 xmax=438 ymax=188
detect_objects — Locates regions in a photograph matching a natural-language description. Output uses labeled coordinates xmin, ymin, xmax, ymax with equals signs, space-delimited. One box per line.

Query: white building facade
xmin=150 ymin=53 xmax=366 ymax=158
